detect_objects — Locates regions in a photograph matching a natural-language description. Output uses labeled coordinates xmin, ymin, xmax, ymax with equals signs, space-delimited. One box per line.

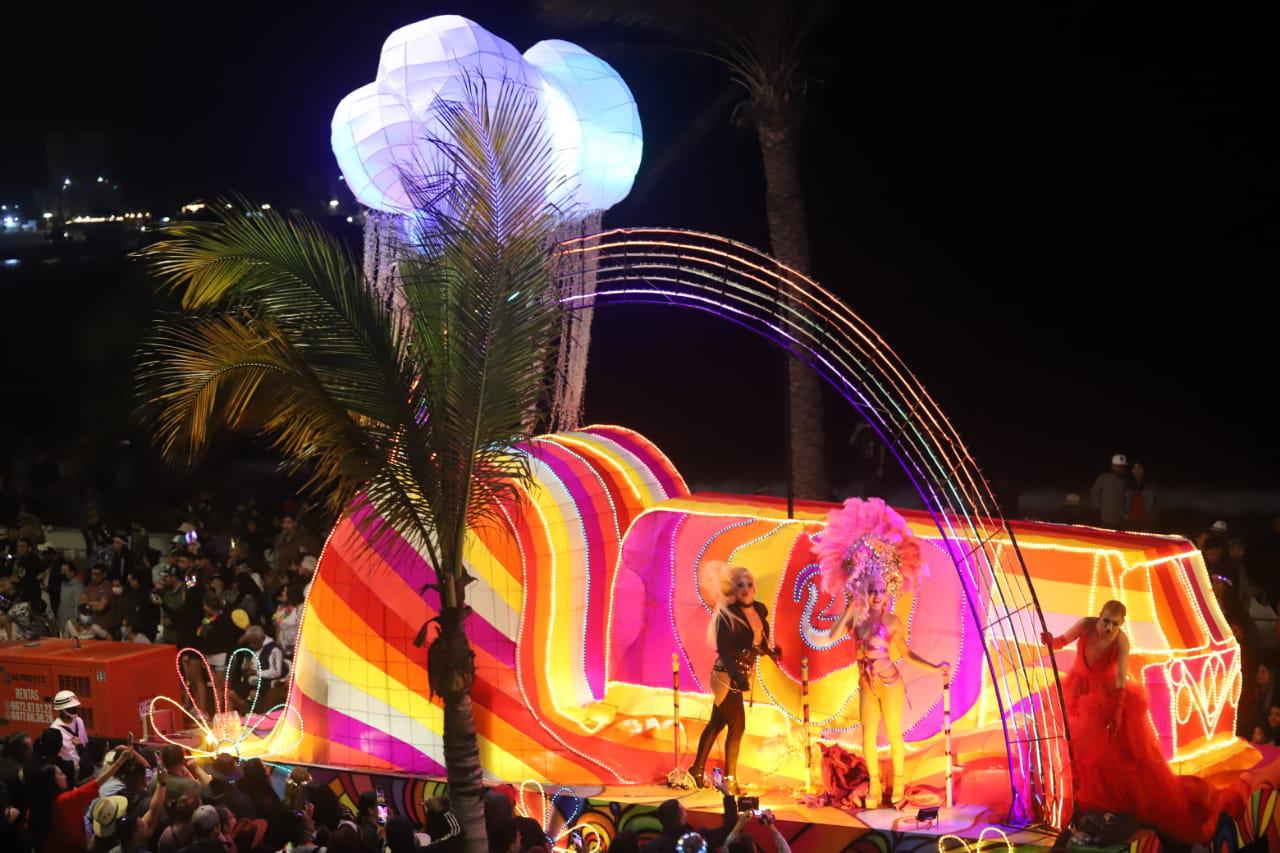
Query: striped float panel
xmin=277 ymin=428 xmax=1243 ymax=785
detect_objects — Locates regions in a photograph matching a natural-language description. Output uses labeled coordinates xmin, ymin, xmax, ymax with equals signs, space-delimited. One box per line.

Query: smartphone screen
xmin=376 ymin=788 xmax=387 ymax=825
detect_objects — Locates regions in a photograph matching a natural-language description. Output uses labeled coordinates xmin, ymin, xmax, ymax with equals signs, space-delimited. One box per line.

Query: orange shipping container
xmin=0 ymin=639 xmax=180 ymax=740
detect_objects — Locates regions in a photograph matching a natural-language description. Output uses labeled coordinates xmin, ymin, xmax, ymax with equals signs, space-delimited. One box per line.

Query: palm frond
xmin=137 ymin=77 xmax=563 ymax=599
xmin=137 ymin=199 xmax=418 ymax=434
xmin=398 ymin=75 xmax=563 ymax=596
xmin=539 ymin=0 xmax=836 ymax=108
xmin=137 ymin=217 xmax=442 ymax=568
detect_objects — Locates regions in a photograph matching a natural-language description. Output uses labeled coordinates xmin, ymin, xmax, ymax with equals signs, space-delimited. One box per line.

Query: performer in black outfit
xmin=687 ymin=564 xmax=781 ymax=793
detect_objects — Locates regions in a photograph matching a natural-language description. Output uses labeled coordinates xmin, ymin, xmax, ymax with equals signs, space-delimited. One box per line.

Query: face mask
xmin=112 ymin=586 xmax=124 ymax=596
xmin=79 ymin=614 xmax=92 ymax=625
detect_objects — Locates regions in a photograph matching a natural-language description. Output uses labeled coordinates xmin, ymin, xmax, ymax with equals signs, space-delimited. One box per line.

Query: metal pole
xmin=672 ymin=653 xmax=681 ymax=774
xmin=801 ymin=657 xmax=811 ymax=793
xmin=944 ymin=676 xmax=953 ymax=809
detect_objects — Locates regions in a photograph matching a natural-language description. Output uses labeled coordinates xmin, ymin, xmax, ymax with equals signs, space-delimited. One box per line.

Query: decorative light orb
xmin=523 ymin=40 xmax=642 ymax=211
xmin=332 ymin=83 xmax=419 ymax=214
xmin=331 ymin=15 xmax=642 ymax=217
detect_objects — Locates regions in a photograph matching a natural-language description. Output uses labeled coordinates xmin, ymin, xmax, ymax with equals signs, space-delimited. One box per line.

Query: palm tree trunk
xmin=443 ymin=689 xmax=489 ymax=853
xmin=756 ymin=115 xmax=828 ymax=501
xmin=429 ymin=597 xmax=488 ymax=852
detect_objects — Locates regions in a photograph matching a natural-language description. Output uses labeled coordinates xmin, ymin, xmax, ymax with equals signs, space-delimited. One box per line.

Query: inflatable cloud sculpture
xmin=331 ymin=15 xmax=643 ymax=216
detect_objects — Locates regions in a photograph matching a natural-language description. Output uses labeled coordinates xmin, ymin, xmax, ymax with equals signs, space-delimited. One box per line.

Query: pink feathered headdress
xmin=810 ymin=497 xmax=924 ymax=598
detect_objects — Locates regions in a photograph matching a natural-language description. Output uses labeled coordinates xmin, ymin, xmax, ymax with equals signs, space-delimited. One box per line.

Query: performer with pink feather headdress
xmin=813 ymin=497 xmax=949 ymax=810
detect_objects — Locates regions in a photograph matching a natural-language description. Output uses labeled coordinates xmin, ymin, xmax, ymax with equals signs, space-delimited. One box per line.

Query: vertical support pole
xmin=672 ymin=653 xmax=681 ymax=772
xmin=801 ymin=656 xmax=812 ymax=793
xmin=944 ymin=676 xmax=954 ymax=809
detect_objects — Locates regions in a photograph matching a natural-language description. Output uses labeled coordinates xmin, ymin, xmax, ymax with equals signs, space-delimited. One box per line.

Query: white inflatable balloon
xmin=524 ymin=40 xmax=643 ymax=212
xmin=331 ymin=16 xmax=643 ymax=217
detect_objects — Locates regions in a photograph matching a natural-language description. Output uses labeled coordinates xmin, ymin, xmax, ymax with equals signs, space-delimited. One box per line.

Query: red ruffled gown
xmin=1063 ymin=635 xmax=1214 ymax=843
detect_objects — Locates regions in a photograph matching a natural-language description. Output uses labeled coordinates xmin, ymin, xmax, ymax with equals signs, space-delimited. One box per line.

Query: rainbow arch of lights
xmin=555 ymin=228 xmax=1071 ymax=822
xmin=275 ymin=230 xmax=1243 ymax=828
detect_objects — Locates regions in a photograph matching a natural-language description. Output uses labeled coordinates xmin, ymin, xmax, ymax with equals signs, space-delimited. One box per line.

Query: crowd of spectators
xmin=0 ymin=705 xmax=740 ymax=853
xmin=0 ymin=702 xmax=480 ymax=853
xmin=0 ymin=487 xmax=326 ymax=718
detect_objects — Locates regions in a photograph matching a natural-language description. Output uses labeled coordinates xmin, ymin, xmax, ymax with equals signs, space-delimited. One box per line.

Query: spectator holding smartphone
xmin=722 ymin=809 xmax=790 ymax=853
xmin=642 ymin=772 xmax=737 ymax=852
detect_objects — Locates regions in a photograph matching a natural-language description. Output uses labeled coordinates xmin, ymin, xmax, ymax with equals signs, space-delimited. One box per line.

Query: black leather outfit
xmin=689 ymin=601 xmax=778 ymax=783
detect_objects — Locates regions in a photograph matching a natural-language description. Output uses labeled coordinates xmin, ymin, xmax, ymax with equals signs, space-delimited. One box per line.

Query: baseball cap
xmin=53 ymin=689 xmax=81 ymax=711
xmin=193 ymin=804 xmax=220 ymax=833
xmin=1211 ymin=520 xmax=1229 ymax=533
xmin=91 ymin=795 xmax=130 ymax=838
xmin=1111 ymin=454 xmax=1128 ymax=467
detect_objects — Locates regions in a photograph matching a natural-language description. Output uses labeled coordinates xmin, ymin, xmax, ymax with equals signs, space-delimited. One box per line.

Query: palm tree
xmin=136 ymin=79 xmax=563 ymax=852
xmin=542 ymin=0 xmax=836 ymax=501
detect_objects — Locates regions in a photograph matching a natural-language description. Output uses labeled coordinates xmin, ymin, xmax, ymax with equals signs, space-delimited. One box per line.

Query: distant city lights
xmin=59 ymin=212 xmax=153 ymax=224
xmin=25 ymin=197 xmax=365 ymax=231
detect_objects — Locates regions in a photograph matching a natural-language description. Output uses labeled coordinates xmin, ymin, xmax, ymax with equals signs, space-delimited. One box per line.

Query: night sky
xmin=2 ymin=2 xmax=1275 ymax=497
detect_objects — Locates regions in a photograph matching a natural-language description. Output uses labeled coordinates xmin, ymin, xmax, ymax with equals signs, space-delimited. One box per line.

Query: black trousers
xmin=690 ymin=687 xmax=746 ymax=777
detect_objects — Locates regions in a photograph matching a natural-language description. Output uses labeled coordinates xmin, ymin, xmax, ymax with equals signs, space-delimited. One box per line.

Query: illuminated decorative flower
xmin=148 ymin=647 xmax=302 ymax=761
xmin=517 ymin=780 xmax=588 ymax=847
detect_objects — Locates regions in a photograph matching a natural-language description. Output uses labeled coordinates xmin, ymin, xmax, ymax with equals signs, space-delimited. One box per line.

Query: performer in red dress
xmin=1043 ymin=600 xmax=1214 ymax=844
